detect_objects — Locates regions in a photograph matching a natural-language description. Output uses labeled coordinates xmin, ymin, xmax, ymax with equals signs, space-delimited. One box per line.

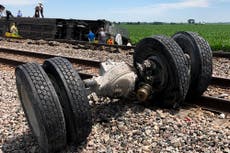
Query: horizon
xmin=0 ymin=0 xmax=230 ymax=23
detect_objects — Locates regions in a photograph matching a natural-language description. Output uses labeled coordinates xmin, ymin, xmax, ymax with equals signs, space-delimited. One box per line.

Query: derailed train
xmin=0 ymin=17 xmax=129 ymax=43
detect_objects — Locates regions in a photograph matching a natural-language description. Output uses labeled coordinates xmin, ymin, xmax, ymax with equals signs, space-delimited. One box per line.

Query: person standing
xmin=88 ymin=30 xmax=95 ymax=43
xmin=6 ymin=10 xmax=14 ymax=20
xmin=17 ymin=10 xmax=22 ymax=17
xmin=98 ymin=27 xmax=106 ymax=44
xmin=34 ymin=5 xmax=40 ymax=18
xmin=39 ymin=3 xmax=44 ymax=18
xmin=115 ymin=33 xmax=123 ymax=45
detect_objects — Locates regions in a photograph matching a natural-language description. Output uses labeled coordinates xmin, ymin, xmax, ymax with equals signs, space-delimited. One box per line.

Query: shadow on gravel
xmin=2 ymin=131 xmax=40 ymax=153
xmin=90 ymin=98 xmax=181 ymax=124
xmin=2 ymin=131 xmax=87 ymax=153
xmin=91 ymin=98 xmax=146 ymax=124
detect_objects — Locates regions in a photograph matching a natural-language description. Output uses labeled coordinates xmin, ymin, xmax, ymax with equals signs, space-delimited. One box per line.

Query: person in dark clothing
xmin=0 ymin=4 xmax=4 ymax=11
xmin=34 ymin=5 xmax=40 ymax=18
xmin=6 ymin=10 xmax=13 ymax=20
xmin=0 ymin=5 xmax=13 ymax=20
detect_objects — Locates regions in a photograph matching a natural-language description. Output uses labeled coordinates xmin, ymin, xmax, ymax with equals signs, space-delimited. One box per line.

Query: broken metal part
xmin=137 ymin=56 xmax=168 ymax=92
xmin=84 ymin=61 xmax=137 ymax=98
xmin=137 ymin=84 xmax=152 ymax=102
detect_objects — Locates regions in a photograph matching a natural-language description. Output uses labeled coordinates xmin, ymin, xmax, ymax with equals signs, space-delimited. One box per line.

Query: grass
xmin=120 ymin=24 xmax=230 ymax=51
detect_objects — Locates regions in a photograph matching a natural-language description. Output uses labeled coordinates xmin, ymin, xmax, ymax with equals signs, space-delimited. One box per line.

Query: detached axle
xmin=84 ymin=60 xmax=137 ymax=98
xmin=83 ymin=58 xmax=165 ymax=103
xmin=15 ymin=31 xmax=212 ymax=152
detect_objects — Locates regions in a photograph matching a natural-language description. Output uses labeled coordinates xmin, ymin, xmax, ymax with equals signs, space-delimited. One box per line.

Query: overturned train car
xmin=0 ymin=17 xmax=129 ymax=43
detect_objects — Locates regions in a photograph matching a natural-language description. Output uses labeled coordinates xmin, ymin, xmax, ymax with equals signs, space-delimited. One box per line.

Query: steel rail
xmin=0 ymin=57 xmax=93 ymax=79
xmin=188 ymin=96 xmax=230 ymax=113
xmin=3 ymin=38 xmax=230 ymax=58
xmin=0 ymin=47 xmax=101 ymax=68
xmin=213 ymin=51 xmax=230 ymax=59
xmin=211 ymin=76 xmax=230 ymax=87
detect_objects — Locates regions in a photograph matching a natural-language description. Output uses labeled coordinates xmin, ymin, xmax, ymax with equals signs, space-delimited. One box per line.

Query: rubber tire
xmin=15 ymin=62 xmax=66 ymax=153
xmin=134 ymin=35 xmax=190 ymax=108
xmin=43 ymin=57 xmax=92 ymax=144
xmin=172 ymin=31 xmax=212 ymax=99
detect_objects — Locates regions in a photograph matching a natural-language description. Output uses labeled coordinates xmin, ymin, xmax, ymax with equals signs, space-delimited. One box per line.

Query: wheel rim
xmin=136 ymin=55 xmax=168 ymax=91
xmin=134 ymin=36 xmax=190 ymax=107
xmin=19 ymin=84 xmax=42 ymax=143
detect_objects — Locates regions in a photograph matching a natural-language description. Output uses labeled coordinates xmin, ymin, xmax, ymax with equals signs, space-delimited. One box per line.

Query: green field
xmin=120 ymin=24 xmax=230 ymax=51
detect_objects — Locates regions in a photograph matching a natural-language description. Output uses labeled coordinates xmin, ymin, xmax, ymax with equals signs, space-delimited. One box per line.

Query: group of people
xmin=0 ymin=2 xmax=44 ymax=19
xmin=0 ymin=2 xmax=44 ymax=38
xmin=0 ymin=5 xmax=19 ymax=37
xmin=87 ymin=27 xmax=131 ymax=46
xmin=0 ymin=6 xmax=22 ymax=19
xmin=87 ymin=27 xmax=107 ymax=44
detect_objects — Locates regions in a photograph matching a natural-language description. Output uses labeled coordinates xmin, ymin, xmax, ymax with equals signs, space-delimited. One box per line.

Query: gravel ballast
xmin=0 ymin=65 xmax=229 ymax=152
xmin=0 ymin=67 xmax=230 ymax=153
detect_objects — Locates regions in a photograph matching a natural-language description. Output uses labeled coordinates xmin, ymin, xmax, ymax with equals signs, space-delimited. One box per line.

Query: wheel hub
xmin=136 ymin=55 xmax=168 ymax=93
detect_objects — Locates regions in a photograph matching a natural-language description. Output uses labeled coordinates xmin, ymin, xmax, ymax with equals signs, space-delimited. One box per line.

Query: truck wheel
xmin=43 ymin=57 xmax=92 ymax=144
xmin=15 ymin=63 xmax=66 ymax=153
xmin=172 ymin=31 xmax=212 ymax=99
xmin=134 ymin=35 xmax=190 ymax=108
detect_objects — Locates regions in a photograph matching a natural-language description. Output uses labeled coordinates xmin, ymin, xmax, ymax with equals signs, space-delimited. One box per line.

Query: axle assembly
xmin=15 ymin=31 xmax=212 ymax=152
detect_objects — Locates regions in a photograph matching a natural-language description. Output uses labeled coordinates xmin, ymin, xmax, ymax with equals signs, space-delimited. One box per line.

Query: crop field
xmin=121 ymin=24 xmax=230 ymax=51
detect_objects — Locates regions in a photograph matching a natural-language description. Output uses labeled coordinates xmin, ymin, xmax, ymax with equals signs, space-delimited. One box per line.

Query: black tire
xmin=172 ymin=31 xmax=212 ymax=99
xmin=134 ymin=35 xmax=190 ymax=108
xmin=43 ymin=57 xmax=92 ymax=144
xmin=15 ymin=63 xmax=66 ymax=153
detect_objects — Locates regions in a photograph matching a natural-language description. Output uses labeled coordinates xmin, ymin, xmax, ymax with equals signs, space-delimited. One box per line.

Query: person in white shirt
xmin=115 ymin=33 xmax=123 ymax=45
xmin=39 ymin=3 xmax=44 ymax=18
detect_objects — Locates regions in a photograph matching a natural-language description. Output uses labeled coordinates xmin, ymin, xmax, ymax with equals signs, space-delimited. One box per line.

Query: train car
xmin=0 ymin=17 xmax=129 ymax=43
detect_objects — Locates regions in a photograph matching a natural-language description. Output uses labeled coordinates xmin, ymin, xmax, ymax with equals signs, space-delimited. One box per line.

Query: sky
xmin=0 ymin=0 xmax=230 ymax=23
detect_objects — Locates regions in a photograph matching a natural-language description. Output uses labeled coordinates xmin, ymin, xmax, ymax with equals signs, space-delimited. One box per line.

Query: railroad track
xmin=3 ymin=38 xmax=134 ymax=53
xmin=211 ymin=76 xmax=230 ymax=87
xmin=3 ymin=38 xmax=230 ymax=58
xmin=0 ymin=47 xmax=229 ymax=113
xmin=0 ymin=47 xmax=100 ymax=78
xmin=213 ymin=51 xmax=230 ymax=59
xmin=190 ymin=96 xmax=230 ymax=113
